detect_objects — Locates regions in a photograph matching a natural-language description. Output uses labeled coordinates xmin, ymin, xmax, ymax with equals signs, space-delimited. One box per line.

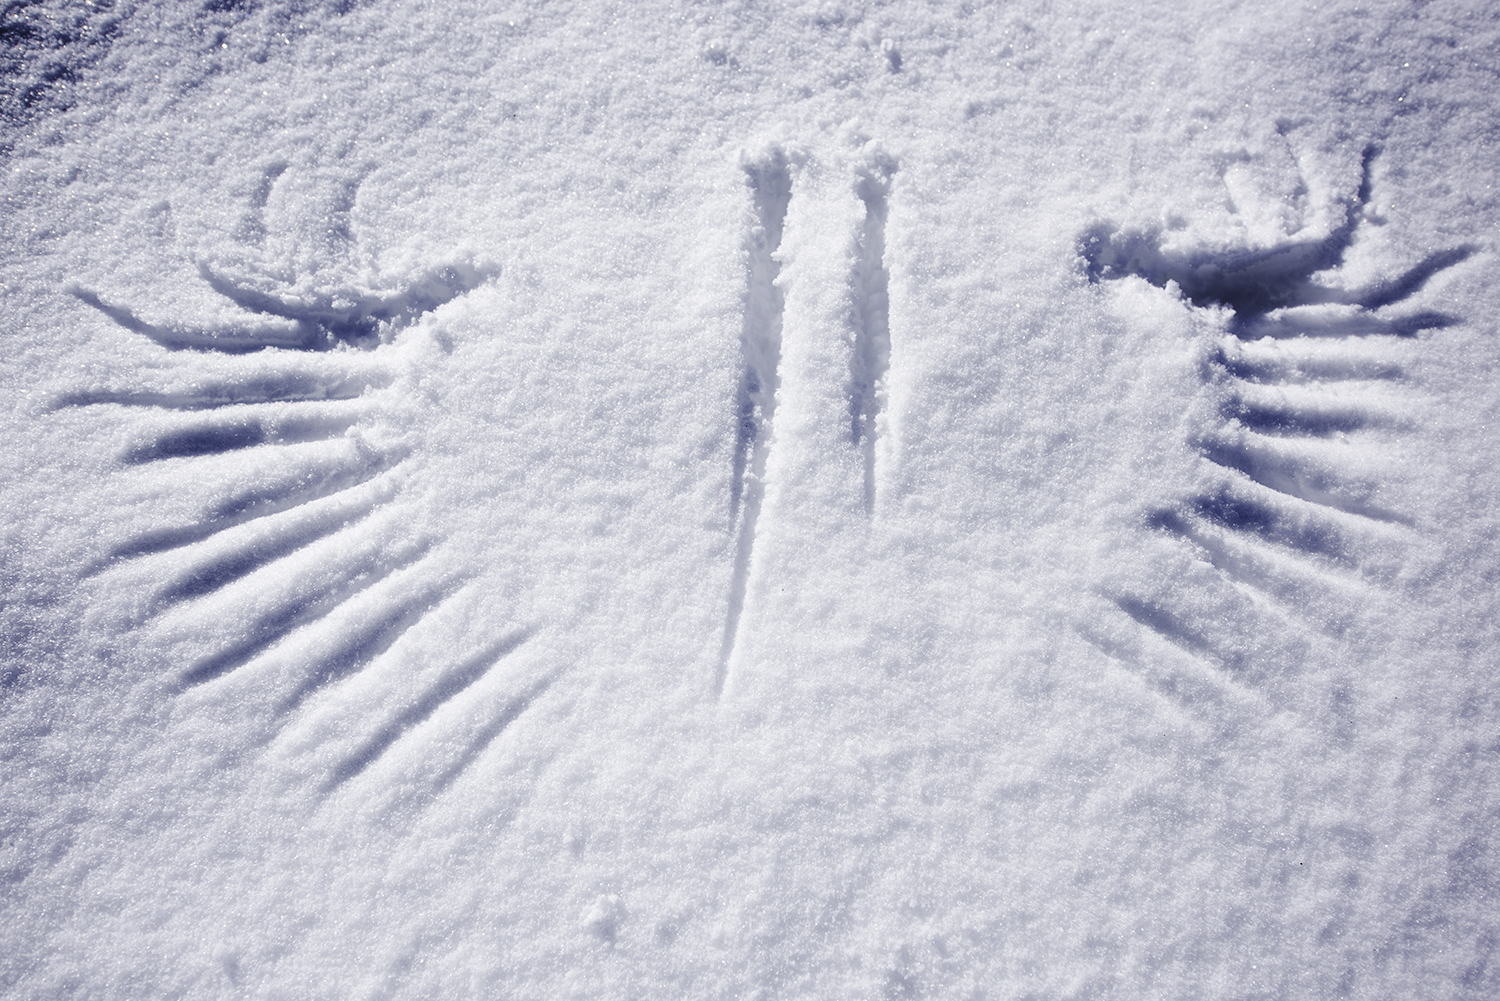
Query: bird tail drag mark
xmin=718 ymin=151 xmax=792 ymax=696
xmin=848 ymin=159 xmax=895 ymax=515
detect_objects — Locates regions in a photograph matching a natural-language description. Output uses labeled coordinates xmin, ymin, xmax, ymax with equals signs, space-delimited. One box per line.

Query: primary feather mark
xmin=320 ymin=628 xmax=537 ymax=792
xmin=428 ymin=671 xmax=560 ymax=795
xmin=175 ymin=538 xmax=433 ymax=690
xmin=718 ymin=151 xmax=792 ymax=696
xmin=120 ymin=402 xmax=368 ymax=464
xmin=99 ymin=449 xmax=402 ymax=565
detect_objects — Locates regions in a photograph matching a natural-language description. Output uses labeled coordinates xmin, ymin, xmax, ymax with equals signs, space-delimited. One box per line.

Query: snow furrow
xmin=174 ymin=536 xmax=431 ymax=690
xmin=1111 ymin=595 xmax=1267 ymax=690
xmin=848 ymin=161 xmax=894 ymax=515
xmin=120 ymin=403 xmax=368 ymax=464
xmin=320 ymin=627 xmax=535 ymax=792
xmin=1197 ymin=440 xmax=1411 ymax=525
xmin=72 ymin=261 xmax=493 ymax=354
xmin=100 ymin=454 xmax=404 ymax=563
xmin=1077 ymin=613 xmax=1267 ymax=714
xmin=1215 ymin=340 xmax=1406 ymax=385
xmin=428 ymin=672 xmax=560 ymax=796
xmin=1147 ymin=508 xmax=1365 ymax=611
xmin=150 ymin=501 xmax=384 ymax=612
xmin=1178 ymin=484 xmax=1355 ymax=565
xmin=717 ymin=151 xmax=791 ymax=696
xmin=232 ymin=161 xmax=289 ymax=246
xmin=197 ymin=261 xmax=494 ymax=350
xmin=50 ymin=379 xmax=381 ymax=410
xmin=69 ymin=286 xmax=314 ymax=353
xmin=275 ymin=569 xmax=459 ymax=715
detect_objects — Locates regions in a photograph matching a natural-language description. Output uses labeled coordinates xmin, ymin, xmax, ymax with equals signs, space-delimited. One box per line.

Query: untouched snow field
xmin=2 ymin=1 xmax=1498 ymax=997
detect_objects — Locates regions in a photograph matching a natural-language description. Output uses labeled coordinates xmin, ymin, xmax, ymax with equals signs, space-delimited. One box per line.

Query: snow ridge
xmin=718 ymin=151 xmax=791 ymax=696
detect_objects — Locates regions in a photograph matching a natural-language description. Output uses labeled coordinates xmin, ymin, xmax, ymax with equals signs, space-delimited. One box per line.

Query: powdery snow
xmin=2 ymin=1 xmax=1498 ymax=998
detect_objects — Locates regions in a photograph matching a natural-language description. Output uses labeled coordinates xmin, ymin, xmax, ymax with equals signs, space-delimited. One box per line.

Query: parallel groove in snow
xmin=427 ymin=671 xmax=559 ymax=795
xmin=717 ymin=151 xmax=791 ymax=696
xmin=176 ymin=534 xmax=434 ymax=690
xmin=848 ymin=160 xmax=895 ymax=514
xmin=99 ymin=449 xmax=405 ymax=564
xmin=718 ymin=153 xmax=905 ymax=694
xmin=149 ymin=497 xmax=386 ymax=612
xmin=119 ymin=400 xmax=372 ymax=464
xmin=51 ymin=369 xmax=388 ymax=410
xmin=320 ymin=627 xmax=536 ymax=792
xmin=272 ymin=562 xmax=460 ymax=716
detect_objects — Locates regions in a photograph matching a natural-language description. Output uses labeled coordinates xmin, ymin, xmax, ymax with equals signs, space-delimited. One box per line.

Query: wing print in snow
xmin=1078 ymin=147 xmax=1474 ymax=715
xmin=57 ymin=178 xmax=561 ymax=811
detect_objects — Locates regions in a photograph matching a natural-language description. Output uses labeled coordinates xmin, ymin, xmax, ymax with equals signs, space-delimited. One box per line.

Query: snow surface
xmin=2 ymin=1 xmax=1498 ymax=998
